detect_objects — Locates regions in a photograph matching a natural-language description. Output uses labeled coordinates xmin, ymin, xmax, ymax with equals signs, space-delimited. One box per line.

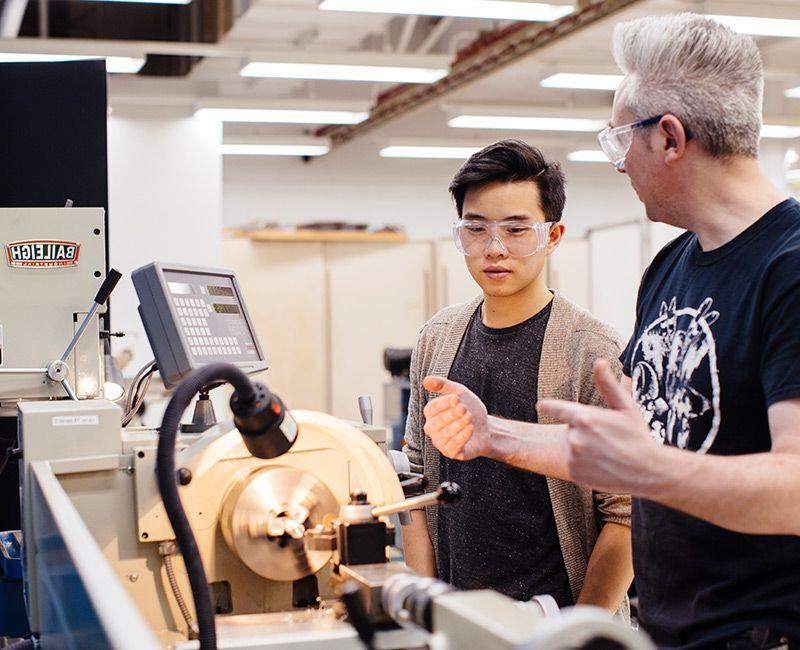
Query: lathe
xmin=0 ymin=207 xmax=653 ymax=650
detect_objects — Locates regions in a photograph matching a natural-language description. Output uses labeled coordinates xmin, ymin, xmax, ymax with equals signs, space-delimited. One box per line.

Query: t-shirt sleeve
xmin=620 ymin=263 xmax=652 ymax=377
xmin=620 ymin=336 xmax=635 ymax=378
xmin=760 ymin=250 xmax=800 ymax=406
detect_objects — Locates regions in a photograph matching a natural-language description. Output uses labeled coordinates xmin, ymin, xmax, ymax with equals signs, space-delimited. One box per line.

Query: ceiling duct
xmin=17 ymin=0 xmax=234 ymax=76
xmin=318 ymin=0 xmax=646 ymax=148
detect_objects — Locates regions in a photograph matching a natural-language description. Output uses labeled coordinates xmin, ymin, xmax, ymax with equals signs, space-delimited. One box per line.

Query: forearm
xmin=486 ymin=416 xmax=571 ymax=480
xmin=402 ymin=510 xmax=437 ymax=577
xmin=640 ymin=445 xmax=800 ymax=535
xmin=577 ymin=522 xmax=633 ymax=613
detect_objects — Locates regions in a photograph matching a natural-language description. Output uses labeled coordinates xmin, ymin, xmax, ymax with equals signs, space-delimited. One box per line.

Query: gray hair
xmin=612 ymin=13 xmax=763 ymax=158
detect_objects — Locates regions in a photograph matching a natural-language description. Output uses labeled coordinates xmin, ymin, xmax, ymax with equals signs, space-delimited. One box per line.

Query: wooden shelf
xmin=248 ymin=229 xmax=408 ymax=244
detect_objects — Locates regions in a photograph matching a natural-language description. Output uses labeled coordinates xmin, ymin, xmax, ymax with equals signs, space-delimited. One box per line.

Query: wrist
xmin=635 ymin=442 xmax=682 ymax=500
xmin=485 ymin=415 xmax=510 ymax=461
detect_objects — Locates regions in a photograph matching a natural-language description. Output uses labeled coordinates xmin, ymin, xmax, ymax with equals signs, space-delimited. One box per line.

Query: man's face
xmin=610 ymin=79 xmax=670 ymax=222
xmin=460 ymin=180 xmax=563 ymax=298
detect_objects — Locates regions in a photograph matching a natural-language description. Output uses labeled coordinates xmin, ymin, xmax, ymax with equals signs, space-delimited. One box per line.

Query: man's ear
xmin=546 ymin=222 xmax=566 ymax=255
xmin=660 ymin=115 xmax=689 ymax=165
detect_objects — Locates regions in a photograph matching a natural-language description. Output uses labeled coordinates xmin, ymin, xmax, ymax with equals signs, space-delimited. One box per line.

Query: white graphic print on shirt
xmin=631 ymin=297 xmax=721 ymax=454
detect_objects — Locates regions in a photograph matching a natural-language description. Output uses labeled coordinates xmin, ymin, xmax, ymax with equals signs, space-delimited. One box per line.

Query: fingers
xmin=592 ymin=359 xmax=636 ymax=412
xmin=538 ymin=398 xmax=601 ymax=427
xmin=439 ymin=420 xmax=474 ymax=459
xmin=423 ymin=394 xmax=462 ymax=419
xmin=424 ymin=400 xmax=467 ymax=431
xmin=423 ymin=375 xmax=465 ymax=396
xmin=424 ymin=410 xmax=473 ymax=459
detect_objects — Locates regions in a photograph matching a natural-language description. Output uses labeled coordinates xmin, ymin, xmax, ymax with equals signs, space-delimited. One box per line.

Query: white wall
xmin=222 ymin=139 xmax=646 ymax=241
xmin=108 ymin=114 xmax=223 ymax=374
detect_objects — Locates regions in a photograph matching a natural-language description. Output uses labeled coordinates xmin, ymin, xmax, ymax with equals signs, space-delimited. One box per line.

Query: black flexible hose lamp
xmin=156 ymin=363 xmax=297 ymax=650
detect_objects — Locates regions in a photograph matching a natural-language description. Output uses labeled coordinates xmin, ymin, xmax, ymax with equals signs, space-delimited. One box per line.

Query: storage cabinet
xmin=223 ymin=237 xmax=436 ymax=425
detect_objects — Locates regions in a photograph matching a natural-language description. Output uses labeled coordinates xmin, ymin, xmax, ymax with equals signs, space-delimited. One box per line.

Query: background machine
xmin=1 ymin=207 xmax=652 ymax=650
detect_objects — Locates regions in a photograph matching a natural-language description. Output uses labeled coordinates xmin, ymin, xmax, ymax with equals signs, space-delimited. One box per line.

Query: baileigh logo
xmin=6 ymin=240 xmax=81 ymax=268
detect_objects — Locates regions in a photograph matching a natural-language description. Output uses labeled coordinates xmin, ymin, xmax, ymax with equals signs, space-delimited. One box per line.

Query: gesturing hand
xmin=422 ymin=376 xmax=491 ymax=461
xmin=538 ymin=359 xmax=657 ymax=494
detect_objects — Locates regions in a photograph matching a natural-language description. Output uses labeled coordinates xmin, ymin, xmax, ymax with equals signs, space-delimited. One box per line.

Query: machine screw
xmin=128 ymin=573 xmax=139 ymax=583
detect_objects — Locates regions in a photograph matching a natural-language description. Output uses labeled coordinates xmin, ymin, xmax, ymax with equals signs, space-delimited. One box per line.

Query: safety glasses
xmin=597 ymin=115 xmax=663 ymax=171
xmin=453 ymin=219 xmax=552 ymax=258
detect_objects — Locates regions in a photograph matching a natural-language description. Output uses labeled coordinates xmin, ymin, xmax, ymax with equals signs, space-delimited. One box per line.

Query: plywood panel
xmin=221 ymin=238 xmax=327 ymax=411
xmin=326 ymin=243 xmax=433 ymax=424
xmin=434 ymin=239 xmax=481 ymax=310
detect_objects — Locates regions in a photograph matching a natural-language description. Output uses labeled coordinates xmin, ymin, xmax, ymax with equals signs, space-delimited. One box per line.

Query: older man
xmin=422 ymin=13 xmax=800 ymax=649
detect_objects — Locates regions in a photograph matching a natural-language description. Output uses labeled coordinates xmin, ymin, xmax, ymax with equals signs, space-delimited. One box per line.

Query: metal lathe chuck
xmin=220 ymin=466 xmax=339 ymax=582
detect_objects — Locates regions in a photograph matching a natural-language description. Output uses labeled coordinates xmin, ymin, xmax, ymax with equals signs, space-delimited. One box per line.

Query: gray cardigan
xmin=403 ymin=293 xmax=631 ymax=611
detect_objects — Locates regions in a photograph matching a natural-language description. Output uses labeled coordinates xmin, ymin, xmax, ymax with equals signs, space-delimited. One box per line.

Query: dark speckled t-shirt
xmin=436 ymin=299 xmax=573 ymax=605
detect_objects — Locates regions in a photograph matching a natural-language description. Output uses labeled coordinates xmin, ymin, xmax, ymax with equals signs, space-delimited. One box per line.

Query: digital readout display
xmin=213 ymin=303 xmax=241 ymax=314
xmin=208 ymin=285 xmax=235 ymax=297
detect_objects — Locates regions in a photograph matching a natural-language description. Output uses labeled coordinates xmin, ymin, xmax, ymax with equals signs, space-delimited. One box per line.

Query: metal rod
xmin=38 ymin=0 xmax=48 ymax=37
xmin=60 ymin=302 xmax=101 ymax=363
xmin=0 ymin=368 xmax=48 ymax=375
xmin=371 ymin=492 xmax=440 ymax=518
xmin=60 ymin=379 xmax=78 ymax=401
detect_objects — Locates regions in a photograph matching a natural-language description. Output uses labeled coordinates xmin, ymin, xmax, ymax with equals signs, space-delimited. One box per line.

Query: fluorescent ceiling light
xmin=380 ymin=145 xmax=482 ymax=159
xmin=785 ymin=86 xmax=800 ymax=99
xmin=241 ymin=61 xmax=446 ymax=84
xmin=761 ymin=124 xmax=800 ymax=139
xmin=708 ymin=14 xmax=800 ymax=38
xmin=195 ymin=107 xmax=368 ymax=125
xmin=320 ymin=0 xmax=574 ymax=22
xmin=79 ymin=0 xmax=191 ymax=4
xmin=221 ymin=144 xmax=330 ymax=157
xmin=567 ymin=150 xmax=608 ymax=163
xmin=541 ymin=73 xmax=623 ymax=91
xmin=0 ymin=53 xmax=144 ymax=73
xmin=449 ymin=115 xmax=607 ymax=132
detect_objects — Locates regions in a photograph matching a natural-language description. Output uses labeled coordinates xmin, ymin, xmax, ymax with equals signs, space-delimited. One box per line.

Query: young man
xmin=422 ymin=14 xmax=800 ymax=649
xmin=402 ymin=139 xmax=633 ymax=614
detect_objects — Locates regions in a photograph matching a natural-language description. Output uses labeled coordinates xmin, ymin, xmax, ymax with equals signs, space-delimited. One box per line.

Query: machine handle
xmin=371 ymin=481 xmax=461 ymax=518
xmin=93 ymin=268 xmax=123 ymax=305
xmin=61 ymin=268 xmax=123 ymax=363
xmin=358 ymin=396 xmax=373 ymax=425
xmin=399 ymin=473 xmax=427 ymax=497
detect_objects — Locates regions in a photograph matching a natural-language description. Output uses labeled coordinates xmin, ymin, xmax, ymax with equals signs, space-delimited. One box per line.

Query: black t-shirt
xmin=621 ymin=199 xmax=800 ymax=648
xmin=437 ymin=300 xmax=574 ymax=605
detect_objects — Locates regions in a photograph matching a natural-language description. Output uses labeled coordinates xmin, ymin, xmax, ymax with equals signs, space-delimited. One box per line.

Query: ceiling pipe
xmin=318 ymin=0 xmax=647 ymax=149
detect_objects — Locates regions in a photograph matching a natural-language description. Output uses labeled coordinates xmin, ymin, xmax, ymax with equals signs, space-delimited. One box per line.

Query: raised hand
xmin=538 ymin=359 xmax=657 ymax=494
xmin=422 ymin=376 xmax=491 ymax=461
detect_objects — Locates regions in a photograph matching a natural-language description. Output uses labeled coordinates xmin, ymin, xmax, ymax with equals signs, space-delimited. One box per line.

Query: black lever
xmin=94 ymin=268 xmax=123 ymax=305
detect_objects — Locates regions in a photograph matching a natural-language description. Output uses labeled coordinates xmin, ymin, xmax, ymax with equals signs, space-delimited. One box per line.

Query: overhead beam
xmin=397 ymin=14 xmax=418 ymax=52
xmin=0 ymin=37 xmax=449 ymax=68
xmin=322 ymin=0 xmax=648 ymax=149
xmin=418 ymin=16 xmax=454 ymax=54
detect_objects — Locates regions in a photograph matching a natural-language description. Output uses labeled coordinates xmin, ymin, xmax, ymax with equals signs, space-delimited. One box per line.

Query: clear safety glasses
xmin=453 ymin=220 xmax=552 ymax=258
xmin=597 ymin=114 xmax=663 ymax=170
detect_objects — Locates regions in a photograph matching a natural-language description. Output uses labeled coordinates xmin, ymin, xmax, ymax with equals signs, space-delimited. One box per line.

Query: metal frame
xmin=28 ymin=460 xmax=159 ymax=649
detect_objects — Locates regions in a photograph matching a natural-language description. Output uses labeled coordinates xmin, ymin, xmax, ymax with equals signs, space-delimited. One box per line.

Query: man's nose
xmin=484 ymin=236 xmax=508 ymax=257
